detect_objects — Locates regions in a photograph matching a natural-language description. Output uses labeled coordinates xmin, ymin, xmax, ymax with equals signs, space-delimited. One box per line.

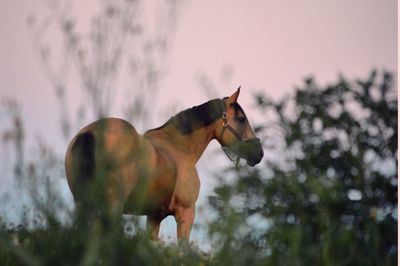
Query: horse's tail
xmin=69 ymin=131 xmax=105 ymax=222
xmin=71 ymin=131 xmax=96 ymax=182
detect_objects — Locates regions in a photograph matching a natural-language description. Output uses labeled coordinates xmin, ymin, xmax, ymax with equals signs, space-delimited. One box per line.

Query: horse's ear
xmin=227 ymin=86 xmax=241 ymax=103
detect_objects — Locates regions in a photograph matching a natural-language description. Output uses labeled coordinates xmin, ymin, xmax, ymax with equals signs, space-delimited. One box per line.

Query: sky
xmin=0 ymin=0 xmax=397 ymax=248
xmin=0 ymin=0 xmax=396 ymax=132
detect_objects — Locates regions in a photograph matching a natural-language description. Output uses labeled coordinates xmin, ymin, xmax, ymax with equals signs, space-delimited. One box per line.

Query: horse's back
xmin=65 ymin=118 xmax=141 ymax=207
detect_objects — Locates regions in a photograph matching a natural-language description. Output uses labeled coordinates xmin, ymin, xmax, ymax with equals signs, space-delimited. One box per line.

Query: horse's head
xmin=216 ymin=87 xmax=264 ymax=167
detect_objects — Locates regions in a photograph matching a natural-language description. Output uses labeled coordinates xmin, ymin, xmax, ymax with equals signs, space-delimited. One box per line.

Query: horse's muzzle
xmin=242 ymin=138 xmax=264 ymax=166
xmin=223 ymin=138 xmax=264 ymax=167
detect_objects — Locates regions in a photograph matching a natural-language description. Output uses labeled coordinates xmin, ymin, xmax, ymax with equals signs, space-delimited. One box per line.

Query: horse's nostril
xmin=259 ymin=149 xmax=264 ymax=159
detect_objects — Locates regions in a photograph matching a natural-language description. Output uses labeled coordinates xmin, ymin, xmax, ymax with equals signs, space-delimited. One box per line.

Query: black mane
xmin=150 ymin=99 xmax=226 ymax=135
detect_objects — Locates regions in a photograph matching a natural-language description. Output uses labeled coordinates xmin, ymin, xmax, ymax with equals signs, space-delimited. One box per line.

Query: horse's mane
xmin=149 ymin=99 xmax=226 ymax=135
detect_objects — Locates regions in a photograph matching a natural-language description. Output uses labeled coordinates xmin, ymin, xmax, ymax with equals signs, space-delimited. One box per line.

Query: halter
xmin=219 ymin=111 xmax=262 ymax=169
xmin=220 ymin=112 xmax=244 ymax=141
xmin=220 ymin=111 xmax=242 ymax=168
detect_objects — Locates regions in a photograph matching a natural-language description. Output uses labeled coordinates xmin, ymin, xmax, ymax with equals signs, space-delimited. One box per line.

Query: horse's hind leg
xmin=107 ymin=191 xmax=124 ymax=214
xmin=106 ymin=159 xmax=138 ymax=214
xmin=146 ymin=216 xmax=161 ymax=240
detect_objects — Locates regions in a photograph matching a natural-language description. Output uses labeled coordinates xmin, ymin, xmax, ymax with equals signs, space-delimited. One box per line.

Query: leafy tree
xmin=209 ymin=70 xmax=397 ymax=266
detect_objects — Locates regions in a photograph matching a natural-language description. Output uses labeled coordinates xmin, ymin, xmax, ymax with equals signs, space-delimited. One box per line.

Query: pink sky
xmin=0 ymin=1 xmax=396 ymax=135
xmin=0 ymin=0 xmax=397 ymax=246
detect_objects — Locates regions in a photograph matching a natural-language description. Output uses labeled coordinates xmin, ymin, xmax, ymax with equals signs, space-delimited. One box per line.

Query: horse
xmin=64 ymin=88 xmax=263 ymax=243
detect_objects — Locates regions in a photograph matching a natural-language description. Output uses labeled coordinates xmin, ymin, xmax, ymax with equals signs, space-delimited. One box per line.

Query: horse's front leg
xmin=174 ymin=206 xmax=195 ymax=244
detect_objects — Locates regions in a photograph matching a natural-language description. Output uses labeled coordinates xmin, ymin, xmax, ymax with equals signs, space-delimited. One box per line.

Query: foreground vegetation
xmin=0 ymin=71 xmax=397 ymax=265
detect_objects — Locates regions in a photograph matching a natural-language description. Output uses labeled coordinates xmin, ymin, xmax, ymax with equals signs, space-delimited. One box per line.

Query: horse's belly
xmin=122 ymin=151 xmax=177 ymax=217
xmin=122 ymin=179 xmax=175 ymax=217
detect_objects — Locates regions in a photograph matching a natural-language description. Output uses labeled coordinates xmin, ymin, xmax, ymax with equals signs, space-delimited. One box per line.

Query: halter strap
xmin=220 ymin=112 xmax=243 ymax=141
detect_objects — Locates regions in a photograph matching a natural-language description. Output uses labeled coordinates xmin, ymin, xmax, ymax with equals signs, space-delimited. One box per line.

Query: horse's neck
xmin=147 ymin=123 xmax=216 ymax=163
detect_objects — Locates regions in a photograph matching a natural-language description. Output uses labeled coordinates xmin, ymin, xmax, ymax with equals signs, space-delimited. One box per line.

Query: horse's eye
xmin=238 ymin=117 xmax=246 ymax=123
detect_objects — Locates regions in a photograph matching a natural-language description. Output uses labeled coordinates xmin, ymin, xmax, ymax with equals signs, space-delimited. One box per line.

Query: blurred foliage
xmin=28 ymin=0 xmax=185 ymax=139
xmin=0 ymin=212 xmax=206 ymax=265
xmin=209 ymin=70 xmax=397 ymax=265
xmin=0 ymin=70 xmax=396 ymax=265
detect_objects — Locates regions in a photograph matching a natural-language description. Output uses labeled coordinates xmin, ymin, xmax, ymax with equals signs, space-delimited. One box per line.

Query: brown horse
xmin=65 ymin=88 xmax=263 ymax=243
